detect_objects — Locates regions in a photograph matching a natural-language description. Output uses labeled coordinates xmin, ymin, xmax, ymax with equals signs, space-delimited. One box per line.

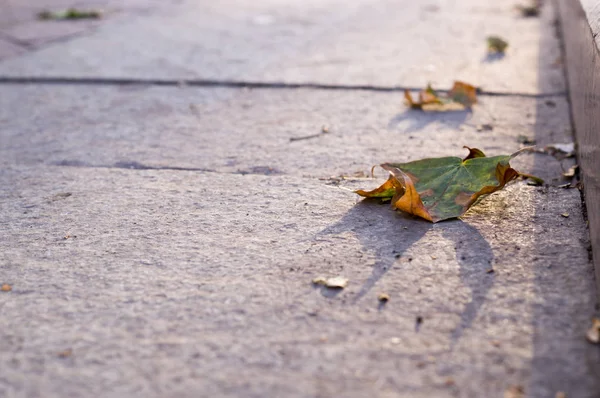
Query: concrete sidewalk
xmin=0 ymin=1 xmax=599 ymax=397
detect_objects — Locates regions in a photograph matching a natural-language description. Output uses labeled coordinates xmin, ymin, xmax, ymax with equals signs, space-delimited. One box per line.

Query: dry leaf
xmin=487 ymin=36 xmax=509 ymax=53
xmin=356 ymin=147 xmax=540 ymax=222
xmin=405 ymin=81 xmax=477 ymax=111
xmin=312 ymin=276 xmax=348 ymax=289
xmin=1 ymin=284 xmax=11 ymax=292
xmin=586 ymin=317 xmax=600 ymax=344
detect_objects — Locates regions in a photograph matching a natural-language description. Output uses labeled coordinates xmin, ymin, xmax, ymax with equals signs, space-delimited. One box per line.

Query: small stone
xmin=504 ymin=385 xmax=525 ymax=398
xmin=378 ymin=293 xmax=390 ymax=302
xmin=390 ymin=337 xmax=401 ymax=345
xmin=312 ymin=276 xmax=348 ymax=289
xmin=561 ymin=213 xmax=569 ymax=218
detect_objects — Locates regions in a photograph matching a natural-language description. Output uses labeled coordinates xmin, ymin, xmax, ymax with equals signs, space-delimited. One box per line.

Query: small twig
xmin=290 ymin=126 xmax=329 ymax=142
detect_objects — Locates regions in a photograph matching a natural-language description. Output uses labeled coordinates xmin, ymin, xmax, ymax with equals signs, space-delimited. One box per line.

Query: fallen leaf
xmin=378 ymin=293 xmax=390 ymax=302
xmin=356 ymin=147 xmax=539 ymax=222
xmin=1 ymin=284 xmax=11 ymax=292
xmin=561 ymin=213 xmax=569 ymax=218
xmin=404 ymin=81 xmax=477 ymax=111
xmin=487 ymin=36 xmax=509 ymax=53
xmin=586 ymin=317 xmax=600 ymax=344
xmin=38 ymin=8 xmax=102 ymax=20
xmin=312 ymin=276 xmax=348 ymax=289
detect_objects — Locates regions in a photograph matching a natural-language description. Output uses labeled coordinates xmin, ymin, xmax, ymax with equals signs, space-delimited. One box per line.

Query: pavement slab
xmin=0 ymin=163 xmax=598 ymax=398
xmin=0 ymin=85 xmax=574 ymax=182
xmin=0 ymin=0 xmax=564 ymax=94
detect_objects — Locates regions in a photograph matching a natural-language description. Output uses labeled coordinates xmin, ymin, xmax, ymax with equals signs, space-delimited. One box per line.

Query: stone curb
xmin=557 ymin=0 xmax=600 ymax=300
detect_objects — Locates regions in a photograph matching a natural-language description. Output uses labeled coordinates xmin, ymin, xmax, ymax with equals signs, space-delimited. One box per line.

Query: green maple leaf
xmin=356 ymin=147 xmax=541 ymax=222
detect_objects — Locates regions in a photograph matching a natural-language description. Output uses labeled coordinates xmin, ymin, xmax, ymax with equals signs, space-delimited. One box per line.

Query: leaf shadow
xmin=317 ymin=199 xmax=495 ymax=346
xmin=388 ymin=108 xmax=472 ymax=133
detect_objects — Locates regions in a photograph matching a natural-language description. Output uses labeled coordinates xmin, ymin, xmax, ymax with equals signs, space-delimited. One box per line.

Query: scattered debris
xmin=405 ymin=81 xmax=477 ymax=111
xmin=516 ymin=1 xmax=540 ymax=17
xmin=312 ymin=276 xmax=348 ymax=289
xmin=487 ymin=36 xmax=509 ymax=54
xmin=545 ymin=142 xmax=575 ymax=157
xmin=563 ymin=165 xmax=578 ymax=178
xmin=57 ymin=349 xmax=73 ymax=358
xmin=378 ymin=293 xmax=390 ymax=302
xmin=522 ymin=143 xmax=575 ymax=159
xmin=290 ymin=125 xmax=330 ymax=142
xmin=504 ymin=385 xmax=525 ymax=398
xmin=319 ymin=171 xmax=370 ymax=185
xmin=356 ymin=147 xmax=541 ymax=222
xmin=517 ymin=135 xmax=536 ymax=146
xmin=1 ymin=284 xmax=11 ymax=292
xmin=561 ymin=213 xmax=569 ymax=218
xmin=49 ymin=192 xmax=72 ymax=202
xmin=38 ymin=8 xmax=102 ymax=20
xmin=523 ymin=173 xmax=544 ymax=186
xmin=476 ymin=123 xmax=494 ymax=132
xmin=586 ymin=317 xmax=600 ymax=344
xmin=557 ymin=182 xmax=576 ymax=189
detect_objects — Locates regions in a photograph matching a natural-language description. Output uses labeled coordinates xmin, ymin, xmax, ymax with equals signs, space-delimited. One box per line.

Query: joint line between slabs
xmin=0 ymin=76 xmax=566 ymax=98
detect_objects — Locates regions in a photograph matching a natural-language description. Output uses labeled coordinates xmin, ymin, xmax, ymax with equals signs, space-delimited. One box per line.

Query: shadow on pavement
xmin=318 ymin=199 xmax=494 ymax=346
xmin=388 ymin=108 xmax=471 ymax=133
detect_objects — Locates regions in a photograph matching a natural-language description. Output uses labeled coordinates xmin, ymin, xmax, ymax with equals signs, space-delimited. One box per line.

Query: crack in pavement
xmin=0 ymin=76 xmax=567 ymax=98
xmin=51 ymin=160 xmax=284 ymax=176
